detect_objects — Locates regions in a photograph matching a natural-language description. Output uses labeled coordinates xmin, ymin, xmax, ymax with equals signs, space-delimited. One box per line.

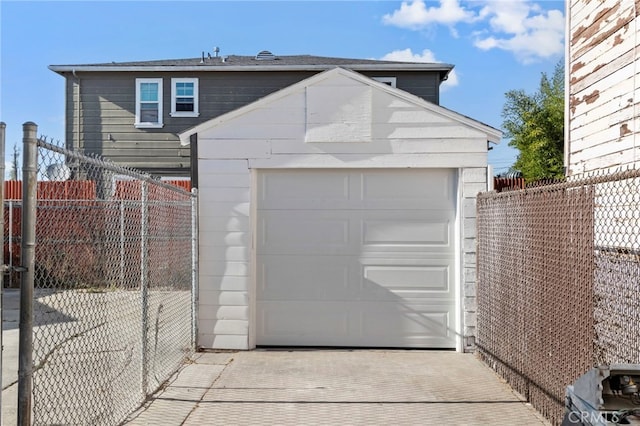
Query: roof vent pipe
xmin=200 ymin=52 xmax=205 ymax=64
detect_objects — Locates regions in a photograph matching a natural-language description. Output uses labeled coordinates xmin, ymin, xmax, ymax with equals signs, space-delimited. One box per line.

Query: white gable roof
xmin=179 ymin=67 xmax=501 ymax=145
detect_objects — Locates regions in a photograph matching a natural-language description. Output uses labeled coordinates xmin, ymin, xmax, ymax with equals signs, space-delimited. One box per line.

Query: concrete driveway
xmin=2 ymin=289 xmax=20 ymax=426
xmin=125 ymin=350 xmax=550 ymax=426
xmin=2 ymin=289 xmax=549 ymax=425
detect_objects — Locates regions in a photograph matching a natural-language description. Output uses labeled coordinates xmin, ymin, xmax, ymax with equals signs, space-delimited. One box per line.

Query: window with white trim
xmin=171 ymin=78 xmax=199 ymax=117
xmin=372 ymin=77 xmax=397 ymax=88
xmin=135 ymin=78 xmax=163 ymax=128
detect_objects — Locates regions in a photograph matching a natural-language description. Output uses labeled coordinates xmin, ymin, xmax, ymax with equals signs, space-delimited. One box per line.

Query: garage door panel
xmin=259 ymin=257 xmax=452 ymax=302
xmin=258 ymin=256 xmax=357 ymax=300
xmin=259 ymin=211 xmax=355 ymax=254
xmin=260 ymin=210 xmax=453 ymax=255
xmin=363 ymin=220 xmax=449 ymax=245
xmin=259 ymin=169 xmax=457 ymax=211
xmin=363 ymin=265 xmax=450 ymax=294
xmin=257 ymin=301 xmax=454 ymax=348
xmin=361 ymin=305 xmax=452 ymax=338
xmin=361 ymin=170 xmax=455 ymax=210
xmin=360 ymin=283 xmax=454 ymax=301
xmin=362 ymin=214 xmax=452 ymax=248
xmin=259 ymin=303 xmax=351 ymax=339
xmin=256 ymin=169 xmax=457 ymax=348
xmin=260 ymin=171 xmax=350 ymax=209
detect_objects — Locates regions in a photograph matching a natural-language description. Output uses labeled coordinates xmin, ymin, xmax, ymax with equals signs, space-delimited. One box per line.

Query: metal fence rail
xmin=15 ymin=123 xmax=197 ymax=425
xmin=476 ymin=169 xmax=640 ymax=425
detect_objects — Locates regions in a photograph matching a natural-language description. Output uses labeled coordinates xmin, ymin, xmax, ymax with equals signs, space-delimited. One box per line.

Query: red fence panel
xmin=4 ymin=180 xmax=97 ymax=200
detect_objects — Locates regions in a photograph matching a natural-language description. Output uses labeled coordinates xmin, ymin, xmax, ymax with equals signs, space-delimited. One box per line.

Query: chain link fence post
xmin=140 ymin=180 xmax=149 ymax=397
xmin=120 ymin=199 xmax=125 ymax=287
xmin=191 ymin=188 xmax=198 ymax=349
xmin=18 ymin=122 xmax=37 ymax=426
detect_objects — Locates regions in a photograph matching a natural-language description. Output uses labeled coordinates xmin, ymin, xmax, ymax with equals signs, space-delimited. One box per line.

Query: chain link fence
xmin=14 ymin=123 xmax=197 ymax=425
xmin=477 ymin=169 xmax=640 ymax=425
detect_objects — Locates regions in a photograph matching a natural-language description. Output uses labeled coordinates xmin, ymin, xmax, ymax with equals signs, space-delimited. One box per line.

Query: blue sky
xmin=0 ymin=0 xmax=565 ymax=175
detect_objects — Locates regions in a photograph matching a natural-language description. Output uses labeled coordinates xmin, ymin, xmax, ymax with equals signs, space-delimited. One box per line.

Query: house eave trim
xmin=49 ymin=64 xmax=454 ymax=74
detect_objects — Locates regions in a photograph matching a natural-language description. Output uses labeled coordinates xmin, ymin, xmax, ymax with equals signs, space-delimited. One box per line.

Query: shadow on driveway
xmin=125 ymin=350 xmax=550 ymax=426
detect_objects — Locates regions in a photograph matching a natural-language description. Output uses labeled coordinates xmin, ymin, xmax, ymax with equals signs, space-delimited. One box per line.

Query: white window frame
xmin=170 ymin=78 xmax=199 ymax=117
xmin=135 ymin=78 xmax=164 ymax=128
xmin=372 ymin=77 xmax=397 ymax=88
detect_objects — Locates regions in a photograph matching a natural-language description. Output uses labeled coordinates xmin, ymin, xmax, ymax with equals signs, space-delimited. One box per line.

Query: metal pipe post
xmin=120 ymin=200 xmax=125 ymax=287
xmin=18 ymin=122 xmax=37 ymax=426
xmin=0 ymin=121 xmax=5 ymax=417
xmin=190 ymin=188 xmax=198 ymax=350
xmin=9 ymin=200 xmax=13 ymax=287
xmin=140 ymin=181 xmax=148 ymax=397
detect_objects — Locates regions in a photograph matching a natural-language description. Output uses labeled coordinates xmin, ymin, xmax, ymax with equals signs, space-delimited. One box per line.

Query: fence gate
xmin=11 ymin=122 xmax=197 ymax=425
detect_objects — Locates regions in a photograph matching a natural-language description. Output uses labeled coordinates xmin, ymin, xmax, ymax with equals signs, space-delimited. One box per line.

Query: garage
xmin=179 ymin=67 xmax=501 ymax=351
xmin=256 ymin=169 xmax=457 ymax=348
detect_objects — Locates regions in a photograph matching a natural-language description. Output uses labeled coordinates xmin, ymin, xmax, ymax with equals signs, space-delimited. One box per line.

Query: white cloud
xmin=382 ymin=0 xmax=477 ymax=29
xmin=381 ymin=47 xmax=437 ymax=62
xmin=383 ymin=0 xmax=565 ymax=63
xmin=484 ymin=0 xmax=533 ymax=34
xmin=381 ymin=48 xmax=459 ymax=91
xmin=473 ymin=2 xmax=565 ymax=63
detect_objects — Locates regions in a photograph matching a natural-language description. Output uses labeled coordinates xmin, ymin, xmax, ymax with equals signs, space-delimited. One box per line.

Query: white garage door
xmin=256 ymin=169 xmax=457 ymax=348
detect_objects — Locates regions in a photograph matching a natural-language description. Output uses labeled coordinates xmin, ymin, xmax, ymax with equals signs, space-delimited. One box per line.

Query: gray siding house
xmin=49 ymin=51 xmax=453 ymax=177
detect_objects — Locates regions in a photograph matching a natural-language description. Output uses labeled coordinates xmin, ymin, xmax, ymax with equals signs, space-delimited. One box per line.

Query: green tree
xmin=502 ymin=61 xmax=564 ymax=181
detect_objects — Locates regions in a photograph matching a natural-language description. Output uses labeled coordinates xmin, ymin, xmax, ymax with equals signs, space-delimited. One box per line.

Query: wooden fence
xmin=493 ymin=177 xmax=526 ymax=192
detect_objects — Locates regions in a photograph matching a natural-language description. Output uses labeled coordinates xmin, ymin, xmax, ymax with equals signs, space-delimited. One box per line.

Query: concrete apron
xmin=125 ymin=350 xmax=550 ymax=426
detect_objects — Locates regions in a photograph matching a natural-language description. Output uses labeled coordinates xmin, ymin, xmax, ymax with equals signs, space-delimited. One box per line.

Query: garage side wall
xmin=461 ymin=167 xmax=487 ymax=350
xmin=197 ymin=160 xmax=252 ymax=349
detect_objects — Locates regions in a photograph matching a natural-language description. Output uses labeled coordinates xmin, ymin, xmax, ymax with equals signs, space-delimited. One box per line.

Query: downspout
xmin=189 ymin=133 xmax=199 ymax=189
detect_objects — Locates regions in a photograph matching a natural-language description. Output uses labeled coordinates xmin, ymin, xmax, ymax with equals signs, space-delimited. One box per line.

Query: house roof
xmin=49 ymin=53 xmax=454 ymax=81
xmin=178 ymin=67 xmax=502 ymax=145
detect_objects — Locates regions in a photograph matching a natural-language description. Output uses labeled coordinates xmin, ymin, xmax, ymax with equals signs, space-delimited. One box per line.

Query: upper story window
xmin=135 ymin=78 xmax=163 ymax=128
xmin=171 ymin=78 xmax=199 ymax=117
xmin=372 ymin=77 xmax=397 ymax=88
